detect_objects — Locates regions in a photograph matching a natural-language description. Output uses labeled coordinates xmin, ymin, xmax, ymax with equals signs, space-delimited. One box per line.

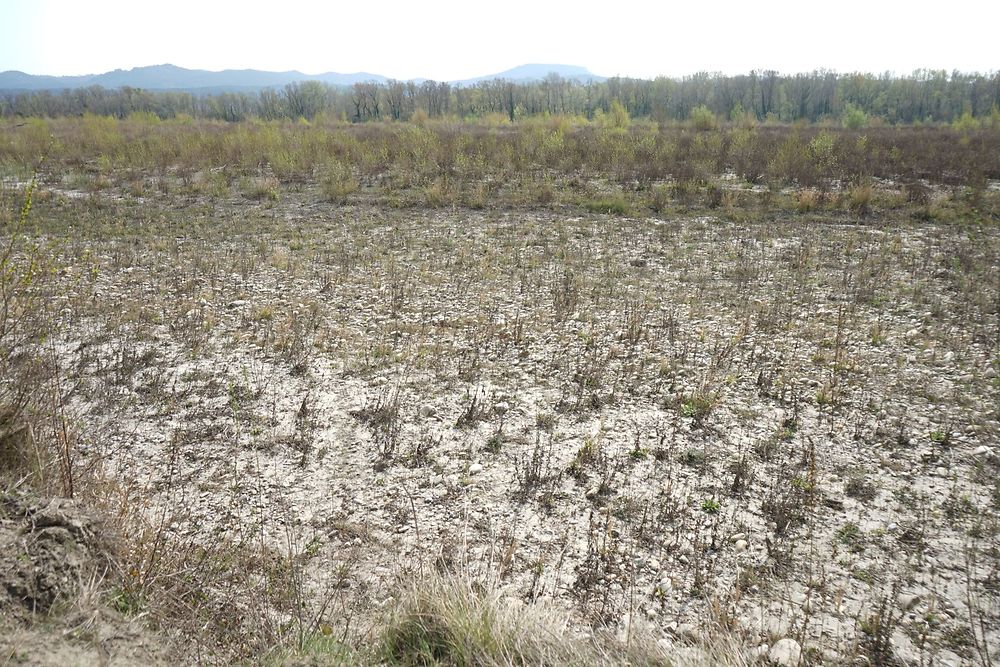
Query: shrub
xmin=320 ymin=160 xmax=359 ymax=203
xmin=0 ymin=179 xmax=65 ymax=493
xmin=952 ymin=111 xmax=979 ymax=133
xmin=842 ymin=103 xmax=869 ymax=130
xmin=378 ymin=572 xmax=746 ymax=665
xmin=808 ymin=130 xmax=837 ymax=181
xmin=769 ymin=134 xmax=815 ymax=186
xmin=648 ymin=184 xmax=671 ymax=213
xmin=797 ymin=189 xmax=821 ymax=212
xmin=243 ymin=175 xmax=279 ymax=201
xmin=582 ymin=196 xmax=630 ymax=215
xmin=596 ymin=100 xmax=631 ymax=130
xmin=848 ymin=182 xmax=873 ymax=214
xmin=689 ymin=105 xmax=718 ymax=131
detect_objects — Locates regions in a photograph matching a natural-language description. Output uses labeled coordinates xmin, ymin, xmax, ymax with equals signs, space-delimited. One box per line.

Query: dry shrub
xmin=0 ymin=178 xmax=72 ymax=495
xmin=797 ymin=189 xmax=820 ymax=213
xmin=320 ymin=160 xmax=359 ymax=204
xmin=848 ymin=183 xmax=874 ymax=215
xmin=243 ymin=175 xmax=280 ymax=201
xmin=379 ymin=572 xmax=751 ymax=666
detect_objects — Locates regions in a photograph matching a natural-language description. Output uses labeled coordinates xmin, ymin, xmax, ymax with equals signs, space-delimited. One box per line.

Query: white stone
xmin=468 ymin=463 xmax=484 ymax=474
xmin=898 ymin=593 xmax=921 ymax=611
xmin=676 ymin=623 xmax=697 ymax=640
xmin=769 ymin=638 xmax=802 ymax=667
xmin=735 ymin=539 xmax=748 ymax=552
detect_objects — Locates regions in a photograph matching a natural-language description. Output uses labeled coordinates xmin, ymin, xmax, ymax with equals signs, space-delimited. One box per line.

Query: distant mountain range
xmin=0 ymin=64 xmax=605 ymax=93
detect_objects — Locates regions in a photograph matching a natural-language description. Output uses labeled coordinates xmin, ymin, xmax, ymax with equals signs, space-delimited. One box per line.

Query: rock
xmin=822 ymin=495 xmax=845 ymax=511
xmin=730 ymin=532 xmax=746 ymax=542
xmin=494 ymin=401 xmax=510 ymax=415
xmin=971 ymin=445 xmax=991 ymax=457
xmin=468 ymin=463 xmax=483 ymax=474
xmin=735 ymin=539 xmax=748 ymax=552
xmin=675 ymin=623 xmax=698 ymax=640
xmin=418 ymin=405 xmax=437 ymax=418
xmin=677 ymin=554 xmax=689 ymax=565
xmin=898 ymin=592 xmax=921 ymax=611
xmin=769 ymin=638 xmax=802 ymax=666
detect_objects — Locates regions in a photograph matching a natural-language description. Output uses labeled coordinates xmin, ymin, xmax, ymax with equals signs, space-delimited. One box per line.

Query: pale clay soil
xmin=10 ymin=183 xmax=1000 ymax=665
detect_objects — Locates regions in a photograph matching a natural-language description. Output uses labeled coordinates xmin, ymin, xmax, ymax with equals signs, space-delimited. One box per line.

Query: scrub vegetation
xmin=1 ymin=101 xmax=998 ymax=666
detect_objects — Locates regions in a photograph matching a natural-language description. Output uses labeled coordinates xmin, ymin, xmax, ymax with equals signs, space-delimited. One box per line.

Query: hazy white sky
xmin=1 ymin=1 xmax=996 ymax=80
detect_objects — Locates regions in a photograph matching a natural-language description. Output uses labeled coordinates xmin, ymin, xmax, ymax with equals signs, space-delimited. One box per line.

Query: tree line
xmin=2 ymin=70 xmax=998 ymax=125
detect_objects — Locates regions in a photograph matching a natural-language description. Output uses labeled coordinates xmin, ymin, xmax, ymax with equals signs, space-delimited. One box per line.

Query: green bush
xmin=689 ymin=105 xmax=718 ymax=131
xmin=320 ymin=160 xmax=359 ymax=203
xmin=842 ymin=103 xmax=869 ymax=130
xmin=582 ymin=196 xmax=630 ymax=215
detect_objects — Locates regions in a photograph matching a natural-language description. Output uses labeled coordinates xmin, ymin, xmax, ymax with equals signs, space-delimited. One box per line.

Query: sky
xmin=1 ymin=1 xmax=997 ymax=80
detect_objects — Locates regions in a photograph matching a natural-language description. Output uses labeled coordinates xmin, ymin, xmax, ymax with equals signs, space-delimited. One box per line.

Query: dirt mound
xmin=0 ymin=493 xmax=169 ymax=666
xmin=0 ymin=495 xmax=104 ymax=618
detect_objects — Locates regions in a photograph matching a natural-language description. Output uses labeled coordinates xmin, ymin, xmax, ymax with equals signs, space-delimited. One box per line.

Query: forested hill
xmin=0 ymin=63 xmax=602 ymax=93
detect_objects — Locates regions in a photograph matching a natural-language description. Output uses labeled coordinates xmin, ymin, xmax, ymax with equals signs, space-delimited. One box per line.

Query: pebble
xmin=971 ymin=445 xmax=991 ymax=456
xmin=769 ymin=638 xmax=802 ymax=667
xmin=730 ymin=532 xmax=746 ymax=542
xmin=678 ymin=555 xmax=689 ymax=565
xmin=735 ymin=539 xmax=748 ymax=552
xmin=898 ymin=592 xmax=921 ymax=611
xmin=418 ymin=405 xmax=437 ymax=418
xmin=468 ymin=463 xmax=483 ymax=474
